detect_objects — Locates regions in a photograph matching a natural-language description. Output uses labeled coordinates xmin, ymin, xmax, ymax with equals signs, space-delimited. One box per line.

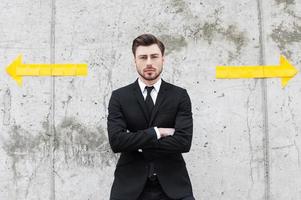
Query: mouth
xmin=144 ymin=68 xmax=156 ymax=73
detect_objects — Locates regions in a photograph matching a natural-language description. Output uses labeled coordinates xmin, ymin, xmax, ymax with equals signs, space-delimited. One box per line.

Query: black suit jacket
xmin=107 ymin=79 xmax=193 ymax=200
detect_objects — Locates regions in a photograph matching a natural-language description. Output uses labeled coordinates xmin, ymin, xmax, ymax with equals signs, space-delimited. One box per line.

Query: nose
xmin=146 ymin=57 xmax=152 ymax=66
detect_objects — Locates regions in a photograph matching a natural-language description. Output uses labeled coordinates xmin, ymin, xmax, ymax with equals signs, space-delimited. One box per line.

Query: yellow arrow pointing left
xmin=6 ymin=54 xmax=88 ymax=86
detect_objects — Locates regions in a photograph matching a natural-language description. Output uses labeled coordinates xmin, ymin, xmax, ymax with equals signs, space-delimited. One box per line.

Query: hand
xmin=158 ymin=128 xmax=175 ymax=138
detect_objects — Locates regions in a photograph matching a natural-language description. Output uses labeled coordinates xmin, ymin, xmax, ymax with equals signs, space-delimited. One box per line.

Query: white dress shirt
xmin=138 ymin=78 xmax=162 ymax=139
xmin=138 ymin=78 xmax=161 ymax=104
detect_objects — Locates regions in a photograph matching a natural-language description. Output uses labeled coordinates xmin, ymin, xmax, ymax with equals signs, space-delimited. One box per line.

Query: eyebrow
xmin=137 ymin=53 xmax=160 ymax=57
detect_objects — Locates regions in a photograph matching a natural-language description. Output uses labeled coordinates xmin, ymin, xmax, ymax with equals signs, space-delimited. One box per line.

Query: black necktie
xmin=145 ymin=86 xmax=154 ymax=116
xmin=145 ymin=86 xmax=156 ymax=178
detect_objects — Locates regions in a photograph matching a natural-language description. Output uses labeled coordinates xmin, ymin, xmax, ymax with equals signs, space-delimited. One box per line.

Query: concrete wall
xmin=0 ymin=0 xmax=301 ymax=199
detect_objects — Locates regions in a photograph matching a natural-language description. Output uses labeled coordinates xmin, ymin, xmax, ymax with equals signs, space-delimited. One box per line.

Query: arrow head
xmin=6 ymin=54 xmax=23 ymax=86
xmin=279 ymin=55 xmax=298 ymax=88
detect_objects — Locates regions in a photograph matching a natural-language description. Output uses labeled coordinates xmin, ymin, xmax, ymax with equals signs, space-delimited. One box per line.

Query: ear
xmin=162 ymin=55 xmax=165 ymax=63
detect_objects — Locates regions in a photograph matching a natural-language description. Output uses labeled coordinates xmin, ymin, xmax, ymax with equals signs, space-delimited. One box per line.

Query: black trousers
xmin=137 ymin=177 xmax=195 ymax=200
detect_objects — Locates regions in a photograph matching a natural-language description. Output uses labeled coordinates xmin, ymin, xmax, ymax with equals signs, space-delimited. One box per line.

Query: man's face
xmin=134 ymin=44 xmax=164 ymax=82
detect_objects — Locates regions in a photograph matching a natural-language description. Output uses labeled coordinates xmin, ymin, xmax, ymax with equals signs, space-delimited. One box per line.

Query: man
xmin=107 ymin=33 xmax=194 ymax=200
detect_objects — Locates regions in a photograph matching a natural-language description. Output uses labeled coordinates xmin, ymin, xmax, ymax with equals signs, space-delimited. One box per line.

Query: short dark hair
xmin=132 ymin=34 xmax=165 ymax=56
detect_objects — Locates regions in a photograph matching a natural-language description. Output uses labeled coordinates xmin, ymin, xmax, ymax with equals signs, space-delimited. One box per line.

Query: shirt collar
xmin=138 ymin=78 xmax=162 ymax=94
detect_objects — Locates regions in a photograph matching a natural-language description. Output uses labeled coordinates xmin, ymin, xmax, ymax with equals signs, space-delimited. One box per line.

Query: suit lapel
xmin=149 ymin=80 xmax=169 ymax=125
xmin=132 ymin=79 xmax=150 ymax=122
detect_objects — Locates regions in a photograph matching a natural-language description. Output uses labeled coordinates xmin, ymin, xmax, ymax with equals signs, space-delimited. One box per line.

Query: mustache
xmin=144 ymin=68 xmax=156 ymax=71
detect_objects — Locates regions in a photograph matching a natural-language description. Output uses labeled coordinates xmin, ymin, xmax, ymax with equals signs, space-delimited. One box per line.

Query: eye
xmin=151 ymin=55 xmax=159 ymax=59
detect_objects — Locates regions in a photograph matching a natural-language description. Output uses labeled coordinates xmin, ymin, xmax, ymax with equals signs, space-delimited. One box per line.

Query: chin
xmin=145 ymin=73 xmax=154 ymax=78
xmin=148 ymin=74 xmax=157 ymax=79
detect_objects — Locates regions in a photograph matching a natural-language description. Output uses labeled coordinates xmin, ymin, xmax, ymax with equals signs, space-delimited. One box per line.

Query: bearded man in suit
xmin=107 ymin=33 xmax=195 ymax=200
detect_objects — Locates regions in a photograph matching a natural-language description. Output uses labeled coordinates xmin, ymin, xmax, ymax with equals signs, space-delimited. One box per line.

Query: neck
xmin=139 ymin=76 xmax=160 ymax=86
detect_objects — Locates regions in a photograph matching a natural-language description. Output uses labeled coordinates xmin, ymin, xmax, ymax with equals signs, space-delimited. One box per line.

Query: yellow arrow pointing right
xmin=216 ymin=55 xmax=298 ymax=88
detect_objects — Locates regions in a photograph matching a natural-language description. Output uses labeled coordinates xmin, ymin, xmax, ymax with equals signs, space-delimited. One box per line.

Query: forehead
xmin=135 ymin=44 xmax=162 ymax=56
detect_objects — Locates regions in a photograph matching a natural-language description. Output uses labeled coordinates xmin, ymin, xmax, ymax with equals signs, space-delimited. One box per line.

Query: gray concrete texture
xmin=0 ymin=0 xmax=300 ymax=199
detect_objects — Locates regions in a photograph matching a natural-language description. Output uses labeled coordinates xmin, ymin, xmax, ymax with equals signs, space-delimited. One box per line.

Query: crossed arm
xmin=107 ymin=89 xmax=193 ymax=154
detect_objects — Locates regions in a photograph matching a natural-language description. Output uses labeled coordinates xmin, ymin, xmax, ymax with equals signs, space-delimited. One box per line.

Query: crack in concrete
xmin=62 ymin=95 xmax=72 ymax=118
xmin=100 ymin=5 xmax=125 ymax=120
xmin=24 ymin=159 xmax=44 ymax=199
xmin=294 ymin=140 xmax=301 ymax=168
xmin=246 ymin=82 xmax=259 ymax=186
xmin=256 ymin=0 xmax=270 ymax=199
xmin=286 ymin=95 xmax=301 ymax=168
xmin=3 ymin=88 xmax=11 ymax=126
xmin=50 ymin=0 xmax=56 ymax=199
xmin=271 ymin=144 xmax=295 ymax=150
xmin=246 ymin=81 xmax=263 ymax=199
xmin=287 ymin=95 xmax=299 ymax=136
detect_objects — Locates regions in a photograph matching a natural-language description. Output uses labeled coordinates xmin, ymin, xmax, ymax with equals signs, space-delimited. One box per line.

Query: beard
xmin=138 ymin=68 xmax=162 ymax=81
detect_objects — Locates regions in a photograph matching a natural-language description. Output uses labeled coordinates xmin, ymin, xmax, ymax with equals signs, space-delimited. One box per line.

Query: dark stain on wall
xmin=159 ymin=34 xmax=188 ymax=55
xmin=3 ymin=124 xmax=50 ymax=158
xmin=2 ymin=117 xmax=116 ymax=177
xmin=169 ymin=0 xmax=192 ymax=15
xmin=184 ymin=18 xmax=246 ymax=61
xmin=274 ymin=0 xmax=295 ymax=6
xmin=163 ymin=2 xmax=247 ymax=61
xmin=55 ymin=117 xmax=117 ymax=168
xmin=271 ymin=23 xmax=301 ymax=58
xmin=2 ymin=124 xmax=50 ymax=183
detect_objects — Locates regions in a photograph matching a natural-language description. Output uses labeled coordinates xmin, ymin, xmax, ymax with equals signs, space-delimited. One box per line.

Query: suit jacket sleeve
xmin=107 ymin=90 xmax=157 ymax=153
xmin=146 ymin=89 xmax=193 ymax=154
